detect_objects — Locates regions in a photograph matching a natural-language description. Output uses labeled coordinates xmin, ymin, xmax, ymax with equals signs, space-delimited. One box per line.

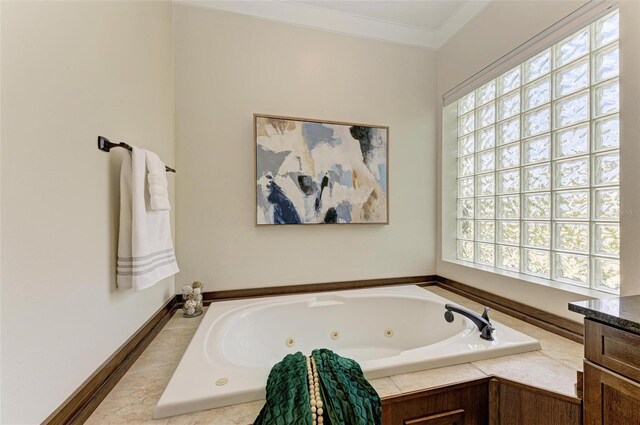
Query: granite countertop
xmin=86 ymin=286 xmax=584 ymax=425
xmin=569 ymin=294 xmax=640 ymax=334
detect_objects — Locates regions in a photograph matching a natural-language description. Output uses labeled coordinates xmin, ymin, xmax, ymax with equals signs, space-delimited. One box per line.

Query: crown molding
xmin=177 ymin=0 xmax=490 ymax=50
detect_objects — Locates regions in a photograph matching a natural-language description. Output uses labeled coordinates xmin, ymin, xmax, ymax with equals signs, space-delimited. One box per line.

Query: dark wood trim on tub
xmin=42 ymin=296 xmax=178 ymax=425
xmin=434 ymin=276 xmax=585 ymax=343
xmin=199 ymin=275 xmax=437 ymax=304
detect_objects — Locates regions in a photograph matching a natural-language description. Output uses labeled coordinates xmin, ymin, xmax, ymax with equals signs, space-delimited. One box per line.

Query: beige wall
xmin=436 ymin=0 xmax=640 ymax=320
xmin=0 ymin=1 xmax=175 ymax=423
xmin=173 ymin=5 xmax=437 ymax=291
xmin=4 ymin=1 xmax=636 ymax=422
xmin=617 ymin=0 xmax=640 ymax=298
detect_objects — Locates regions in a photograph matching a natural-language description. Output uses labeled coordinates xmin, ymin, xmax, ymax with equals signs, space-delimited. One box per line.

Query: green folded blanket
xmin=254 ymin=349 xmax=381 ymax=425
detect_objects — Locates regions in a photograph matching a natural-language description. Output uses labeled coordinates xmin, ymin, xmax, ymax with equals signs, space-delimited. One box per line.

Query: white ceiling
xmin=181 ymin=0 xmax=490 ymax=49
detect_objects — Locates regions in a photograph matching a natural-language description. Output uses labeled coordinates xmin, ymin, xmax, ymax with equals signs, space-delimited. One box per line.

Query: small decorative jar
xmin=192 ymin=281 xmax=204 ymax=312
xmin=182 ymin=281 xmax=204 ymax=318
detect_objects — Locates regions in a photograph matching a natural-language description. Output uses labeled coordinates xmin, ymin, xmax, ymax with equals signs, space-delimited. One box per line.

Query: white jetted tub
xmin=155 ymin=285 xmax=540 ymax=418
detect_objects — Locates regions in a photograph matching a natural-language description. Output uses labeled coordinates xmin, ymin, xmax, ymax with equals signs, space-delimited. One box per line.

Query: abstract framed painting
xmin=255 ymin=114 xmax=389 ymax=225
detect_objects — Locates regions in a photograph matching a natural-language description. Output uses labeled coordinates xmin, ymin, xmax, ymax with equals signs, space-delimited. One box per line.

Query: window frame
xmin=450 ymin=9 xmax=621 ymax=295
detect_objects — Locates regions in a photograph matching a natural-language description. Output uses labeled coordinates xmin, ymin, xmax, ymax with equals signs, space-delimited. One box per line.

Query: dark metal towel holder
xmin=97 ymin=136 xmax=176 ymax=173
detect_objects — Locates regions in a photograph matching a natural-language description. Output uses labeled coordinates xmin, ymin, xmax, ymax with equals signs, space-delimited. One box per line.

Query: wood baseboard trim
xmin=43 ymin=296 xmax=178 ymax=425
xmin=199 ymin=275 xmax=437 ymax=304
xmin=434 ymin=276 xmax=584 ymax=343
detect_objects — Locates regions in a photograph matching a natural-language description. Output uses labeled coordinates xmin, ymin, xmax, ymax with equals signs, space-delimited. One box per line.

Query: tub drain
xmin=384 ymin=329 xmax=393 ymax=337
xmin=286 ymin=337 xmax=295 ymax=347
xmin=331 ymin=331 xmax=339 ymax=340
xmin=216 ymin=378 xmax=229 ymax=386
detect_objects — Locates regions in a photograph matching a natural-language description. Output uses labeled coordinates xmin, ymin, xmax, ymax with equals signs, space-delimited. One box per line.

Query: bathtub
xmin=154 ymin=285 xmax=540 ymax=418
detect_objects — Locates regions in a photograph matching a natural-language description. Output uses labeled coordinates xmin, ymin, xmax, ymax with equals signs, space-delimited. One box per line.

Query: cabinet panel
xmin=585 ymin=320 xmax=640 ymax=382
xmin=382 ymin=379 xmax=489 ymax=425
xmin=381 ymin=376 xmax=582 ymax=425
xmin=496 ymin=379 xmax=582 ymax=425
xmin=584 ymin=360 xmax=640 ymax=425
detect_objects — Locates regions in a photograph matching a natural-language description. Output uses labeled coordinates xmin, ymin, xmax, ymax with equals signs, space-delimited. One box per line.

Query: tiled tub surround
xmin=156 ymin=285 xmax=541 ymax=418
xmin=86 ymin=286 xmax=583 ymax=424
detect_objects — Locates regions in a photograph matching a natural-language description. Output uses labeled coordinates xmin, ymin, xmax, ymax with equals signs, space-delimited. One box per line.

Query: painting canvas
xmin=255 ymin=115 xmax=388 ymax=225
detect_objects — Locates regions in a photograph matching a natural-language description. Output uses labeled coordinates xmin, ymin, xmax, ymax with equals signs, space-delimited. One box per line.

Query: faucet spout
xmin=444 ymin=303 xmax=495 ymax=341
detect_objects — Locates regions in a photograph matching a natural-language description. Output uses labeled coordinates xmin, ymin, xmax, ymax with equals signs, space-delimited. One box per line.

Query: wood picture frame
xmin=255 ymin=114 xmax=389 ymax=225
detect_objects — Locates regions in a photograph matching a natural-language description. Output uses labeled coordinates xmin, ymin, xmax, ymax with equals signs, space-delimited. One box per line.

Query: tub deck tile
xmin=389 ymin=363 xmax=488 ymax=393
xmin=425 ymin=287 xmax=584 ymax=370
xmin=470 ymin=351 xmax=578 ymax=397
xmin=370 ymin=377 xmax=402 ymax=398
xmin=163 ymin=307 xmax=208 ymax=331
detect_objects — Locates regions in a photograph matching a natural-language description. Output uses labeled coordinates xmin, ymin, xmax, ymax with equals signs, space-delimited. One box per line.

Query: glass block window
xmin=455 ymin=10 xmax=620 ymax=293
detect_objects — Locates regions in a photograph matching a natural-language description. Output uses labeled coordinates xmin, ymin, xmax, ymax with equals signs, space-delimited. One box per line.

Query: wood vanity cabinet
xmin=583 ymin=319 xmax=640 ymax=425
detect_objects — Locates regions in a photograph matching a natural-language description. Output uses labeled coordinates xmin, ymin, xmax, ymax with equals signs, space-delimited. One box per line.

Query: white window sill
xmin=442 ymin=258 xmax=620 ymax=300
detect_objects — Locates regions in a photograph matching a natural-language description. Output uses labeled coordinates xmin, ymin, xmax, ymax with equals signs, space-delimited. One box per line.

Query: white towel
xmin=144 ymin=149 xmax=171 ymax=211
xmin=117 ymin=147 xmax=179 ymax=290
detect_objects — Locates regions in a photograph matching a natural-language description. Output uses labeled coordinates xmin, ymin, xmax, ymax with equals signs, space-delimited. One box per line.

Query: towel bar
xmin=98 ymin=136 xmax=176 ymax=173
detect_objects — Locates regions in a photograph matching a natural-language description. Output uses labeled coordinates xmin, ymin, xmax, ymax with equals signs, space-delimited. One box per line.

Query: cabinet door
xmin=584 ymin=360 xmax=640 ymax=425
xmin=381 ymin=379 xmax=489 ymax=425
xmin=585 ymin=320 xmax=640 ymax=382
